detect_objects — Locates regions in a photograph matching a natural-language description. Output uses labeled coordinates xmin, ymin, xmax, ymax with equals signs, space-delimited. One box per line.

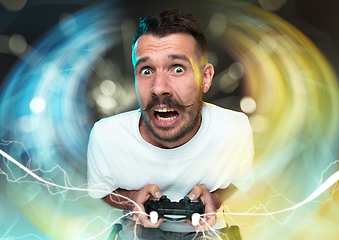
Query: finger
xmin=132 ymin=201 xmax=146 ymax=223
xmin=204 ymin=204 xmax=217 ymax=219
xmin=132 ymin=213 xmax=142 ymax=224
xmin=132 ymin=203 xmax=165 ymax=228
xmin=193 ymin=202 xmax=216 ymax=232
xmin=204 ymin=214 xmax=216 ymax=230
xmin=204 ymin=204 xmax=217 ymax=225
xmin=185 ymin=214 xmax=206 ymax=228
xmin=132 ymin=201 xmax=146 ymax=215
xmin=132 ymin=210 xmax=148 ymax=225
xmin=140 ymin=215 xmax=164 ymax=228
xmin=196 ymin=221 xmax=215 ymax=232
xmin=195 ymin=213 xmax=216 ymax=232
xmin=185 ymin=219 xmax=195 ymax=228
xmin=188 ymin=185 xmax=206 ymax=201
xmin=132 ymin=208 xmax=145 ymax=224
xmin=146 ymin=184 xmax=162 ymax=199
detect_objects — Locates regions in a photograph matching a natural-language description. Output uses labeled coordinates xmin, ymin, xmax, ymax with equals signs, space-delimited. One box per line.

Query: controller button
xmin=150 ymin=211 xmax=159 ymax=224
xmin=192 ymin=213 xmax=200 ymax=227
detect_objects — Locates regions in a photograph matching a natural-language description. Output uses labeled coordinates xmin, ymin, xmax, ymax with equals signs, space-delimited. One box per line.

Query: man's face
xmin=133 ymin=33 xmax=211 ymax=144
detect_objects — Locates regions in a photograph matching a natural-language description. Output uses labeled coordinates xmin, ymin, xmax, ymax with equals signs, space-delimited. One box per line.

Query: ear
xmin=202 ymin=63 xmax=214 ymax=93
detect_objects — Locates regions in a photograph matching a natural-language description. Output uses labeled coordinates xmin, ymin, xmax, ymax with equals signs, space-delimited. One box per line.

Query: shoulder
xmin=201 ymin=102 xmax=252 ymax=142
xmin=93 ymin=109 xmax=139 ymax=130
xmin=202 ymin=102 xmax=250 ymax=127
xmin=90 ymin=109 xmax=140 ymax=140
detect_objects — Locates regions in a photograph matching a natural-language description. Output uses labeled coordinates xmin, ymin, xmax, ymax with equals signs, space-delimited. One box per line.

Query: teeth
xmin=156 ymin=115 xmax=178 ymax=122
xmin=154 ymin=107 xmax=175 ymax=112
xmin=154 ymin=107 xmax=178 ymax=122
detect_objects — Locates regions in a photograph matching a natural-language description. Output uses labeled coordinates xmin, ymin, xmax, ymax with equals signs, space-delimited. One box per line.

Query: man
xmin=87 ymin=10 xmax=254 ymax=239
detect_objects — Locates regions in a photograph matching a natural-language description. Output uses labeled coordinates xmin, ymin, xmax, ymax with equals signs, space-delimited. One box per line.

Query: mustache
xmin=141 ymin=97 xmax=194 ymax=112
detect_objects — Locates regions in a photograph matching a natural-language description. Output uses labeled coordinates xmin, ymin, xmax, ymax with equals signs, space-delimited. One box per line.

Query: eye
xmin=141 ymin=68 xmax=152 ymax=75
xmin=173 ymin=66 xmax=185 ymax=74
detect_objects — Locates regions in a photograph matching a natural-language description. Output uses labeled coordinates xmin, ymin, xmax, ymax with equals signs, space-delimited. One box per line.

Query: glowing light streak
xmin=215 ymin=171 xmax=339 ymax=217
xmin=318 ymin=160 xmax=339 ymax=187
xmin=1 ymin=147 xmax=339 ymax=239
xmin=0 ymin=234 xmax=45 ymax=240
xmin=0 ymin=146 xmax=147 ymax=239
xmin=0 ymin=149 xmax=143 ymax=210
xmin=0 ymin=1 xmax=338 ymax=239
xmin=77 ymin=212 xmax=133 ymax=240
xmin=215 ymin=161 xmax=339 ymax=229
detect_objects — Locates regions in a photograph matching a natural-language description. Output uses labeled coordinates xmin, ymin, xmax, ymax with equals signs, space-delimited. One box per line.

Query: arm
xmin=187 ymin=184 xmax=237 ymax=232
xmin=101 ymin=184 xmax=164 ymax=228
xmin=211 ymin=184 xmax=238 ymax=208
xmin=102 ymin=188 xmax=138 ymax=209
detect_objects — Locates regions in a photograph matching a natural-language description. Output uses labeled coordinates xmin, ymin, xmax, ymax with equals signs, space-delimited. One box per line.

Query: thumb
xmin=148 ymin=184 xmax=162 ymax=199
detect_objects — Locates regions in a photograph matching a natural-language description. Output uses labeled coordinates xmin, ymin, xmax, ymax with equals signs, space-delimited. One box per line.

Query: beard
xmin=139 ymin=87 xmax=203 ymax=143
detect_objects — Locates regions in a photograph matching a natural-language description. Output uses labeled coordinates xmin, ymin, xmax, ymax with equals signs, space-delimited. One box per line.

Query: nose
xmin=151 ymin=72 xmax=172 ymax=97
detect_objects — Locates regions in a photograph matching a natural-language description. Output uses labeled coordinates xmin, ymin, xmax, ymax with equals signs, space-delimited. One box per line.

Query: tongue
xmin=157 ymin=111 xmax=178 ymax=118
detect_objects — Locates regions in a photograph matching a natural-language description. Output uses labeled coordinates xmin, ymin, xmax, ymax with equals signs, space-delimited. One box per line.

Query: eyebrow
xmin=134 ymin=56 xmax=150 ymax=69
xmin=134 ymin=54 xmax=192 ymax=69
xmin=168 ymin=54 xmax=191 ymax=63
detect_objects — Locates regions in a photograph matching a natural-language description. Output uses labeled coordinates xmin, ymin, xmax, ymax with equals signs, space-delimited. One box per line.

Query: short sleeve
xmin=232 ymin=118 xmax=254 ymax=192
xmin=87 ymin=124 xmax=118 ymax=198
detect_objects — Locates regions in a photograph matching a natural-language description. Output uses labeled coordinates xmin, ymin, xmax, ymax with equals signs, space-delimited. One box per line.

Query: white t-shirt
xmin=87 ymin=103 xmax=254 ymax=232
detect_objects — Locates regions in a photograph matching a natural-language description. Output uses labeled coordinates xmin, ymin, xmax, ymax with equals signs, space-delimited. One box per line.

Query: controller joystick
xmin=161 ymin=196 xmax=171 ymax=203
xmin=150 ymin=211 xmax=158 ymax=224
xmin=145 ymin=195 xmax=205 ymax=225
xmin=191 ymin=213 xmax=201 ymax=227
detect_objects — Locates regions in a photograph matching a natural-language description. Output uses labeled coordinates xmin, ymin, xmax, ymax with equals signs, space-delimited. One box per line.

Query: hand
xmin=130 ymin=184 xmax=164 ymax=228
xmin=186 ymin=184 xmax=219 ymax=232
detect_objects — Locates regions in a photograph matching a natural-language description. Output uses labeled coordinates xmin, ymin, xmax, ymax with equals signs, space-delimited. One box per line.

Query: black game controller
xmin=144 ymin=195 xmax=205 ymax=226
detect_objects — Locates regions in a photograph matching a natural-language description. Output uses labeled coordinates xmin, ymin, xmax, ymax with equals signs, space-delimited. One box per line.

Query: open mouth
xmin=154 ymin=107 xmax=179 ymax=122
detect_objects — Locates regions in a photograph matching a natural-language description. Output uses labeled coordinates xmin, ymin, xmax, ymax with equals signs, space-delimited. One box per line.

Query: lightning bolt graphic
xmin=1 ymin=147 xmax=339 ymax=240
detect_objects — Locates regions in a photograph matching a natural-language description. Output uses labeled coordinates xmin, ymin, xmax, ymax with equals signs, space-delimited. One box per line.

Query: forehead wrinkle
xmin=133 ymin=35 xmax=198 ymax=69
xmin=138 ymin=40 xmax=175 ymax=54
xmin=133 ymin=44 xmax=174 ymax=68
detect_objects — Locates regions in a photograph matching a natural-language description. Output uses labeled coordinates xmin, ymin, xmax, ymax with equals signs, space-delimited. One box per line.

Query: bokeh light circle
xmin=0 ymin=1 xmax=338 ymax=239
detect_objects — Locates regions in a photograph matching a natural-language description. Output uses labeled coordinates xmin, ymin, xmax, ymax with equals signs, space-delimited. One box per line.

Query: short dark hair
xmin=132 ymin=10 xmax=207 ymax=62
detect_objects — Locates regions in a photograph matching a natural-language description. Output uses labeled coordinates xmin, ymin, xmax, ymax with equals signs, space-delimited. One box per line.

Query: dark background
xmin=1 ymin=0 xmax=339 ymax=91
xmin=0 ymin=1 xmax=338 ymax=239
